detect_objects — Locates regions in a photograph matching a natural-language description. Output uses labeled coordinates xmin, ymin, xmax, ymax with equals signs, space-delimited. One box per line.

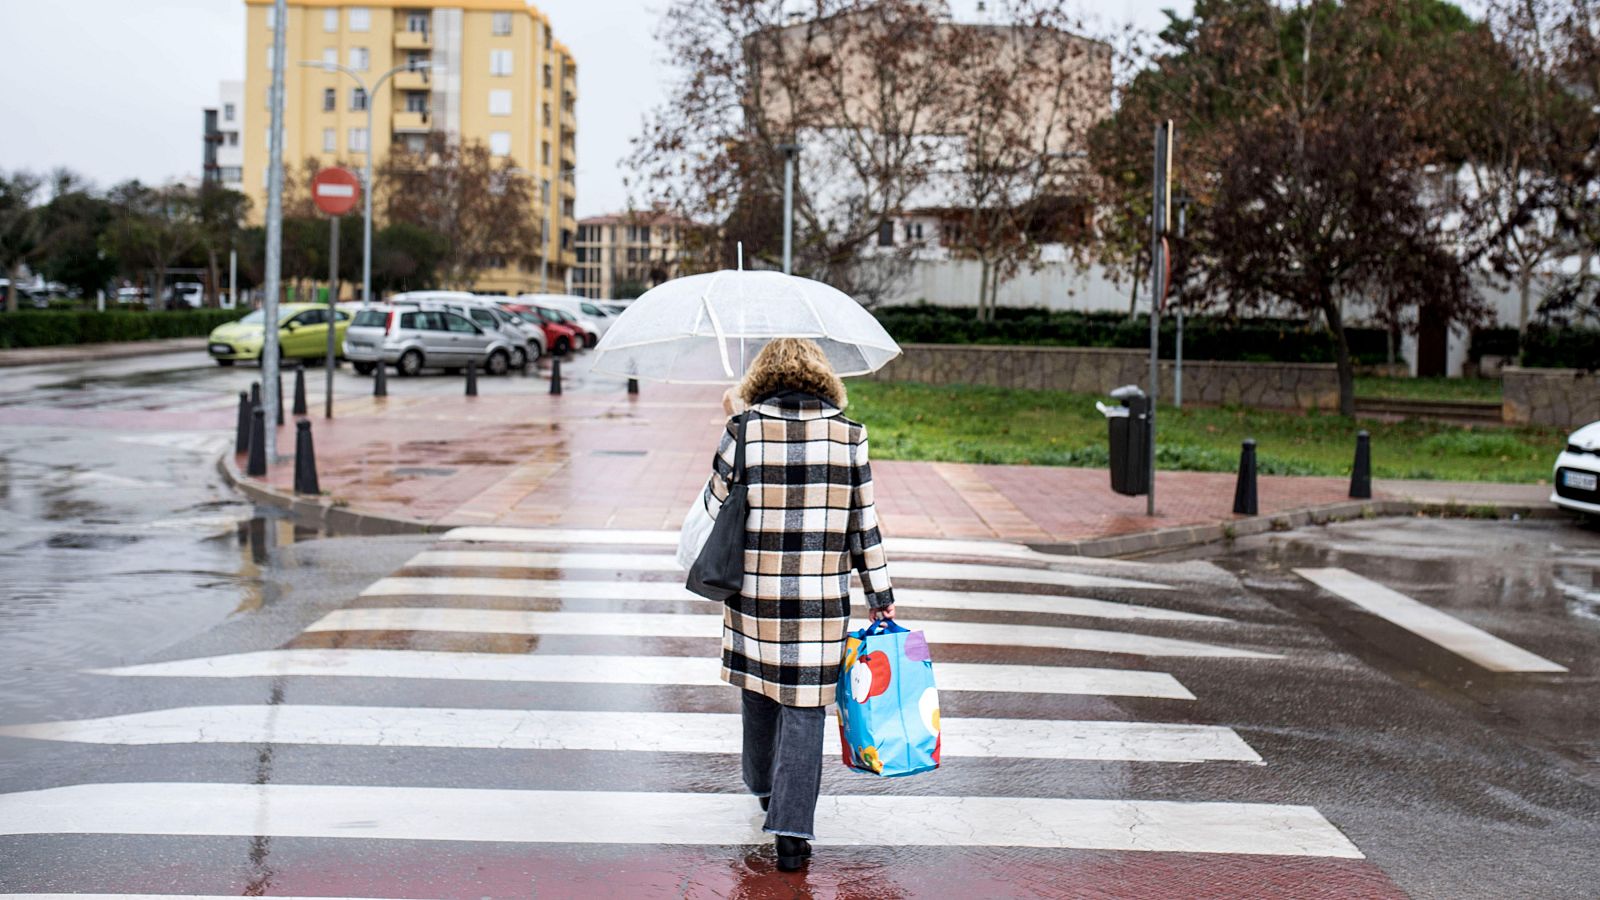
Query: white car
xmin=1552 ymin=420 xmax=1600 ymax=518
xmin=516 ymin=293 xmax=609 ymax=347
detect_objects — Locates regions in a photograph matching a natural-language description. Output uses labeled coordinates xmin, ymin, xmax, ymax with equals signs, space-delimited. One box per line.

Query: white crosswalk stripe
xmin=363 ymin=574 xmax=1224 ymax=622
xmin=0 ymin=782 xmax=1363 ymax=857
xmin=0 ymin=705 xmax=1262 ymax=763
xmin=304 ymin=607 xmax=1280 ymax=659
xmin=404 ymin=548 xmax=1173 ymax=591
xmin=91 ymin=649 xmax=1199 ymax=699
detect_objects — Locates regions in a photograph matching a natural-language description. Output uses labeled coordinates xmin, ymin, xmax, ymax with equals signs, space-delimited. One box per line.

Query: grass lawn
xmin=1354 ymin=375 xmax=1502 ymax=403
xmin=848 ymin=381 xmax=1566 ymax=484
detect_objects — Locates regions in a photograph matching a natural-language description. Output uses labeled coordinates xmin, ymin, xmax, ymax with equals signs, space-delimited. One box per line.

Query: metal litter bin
xmin=1098 ymin=384 xmax=1150 ymax=496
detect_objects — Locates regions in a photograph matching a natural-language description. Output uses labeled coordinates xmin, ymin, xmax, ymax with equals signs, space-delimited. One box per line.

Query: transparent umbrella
xmin=588 ymin=270 xmax=901 ymax=383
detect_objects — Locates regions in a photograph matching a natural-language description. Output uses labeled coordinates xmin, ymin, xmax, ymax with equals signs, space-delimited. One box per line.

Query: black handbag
xmin=687 ymin=412 xmax=751 ymax=601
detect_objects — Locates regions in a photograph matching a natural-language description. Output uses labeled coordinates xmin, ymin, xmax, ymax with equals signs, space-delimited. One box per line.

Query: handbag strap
xmin=730 ymin=411 xmax=750 ymax=484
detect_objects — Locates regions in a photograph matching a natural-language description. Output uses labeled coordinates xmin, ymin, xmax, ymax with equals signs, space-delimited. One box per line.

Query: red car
xmin=503 ymin=302 xmax=583 ymax=355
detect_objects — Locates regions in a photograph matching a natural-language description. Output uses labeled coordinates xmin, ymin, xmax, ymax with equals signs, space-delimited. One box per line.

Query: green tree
xmin=37 ymin=170 xmax=120 ymax=301
xmin=105 ymin=181 xmax=202 ymax=309
xmin=0 ymin=170 xmax=42 ymax=312
xmin=372 ymin=221 xmax=449 ymax=295
xmin=196 ymin=183 xmax=251 ymax=306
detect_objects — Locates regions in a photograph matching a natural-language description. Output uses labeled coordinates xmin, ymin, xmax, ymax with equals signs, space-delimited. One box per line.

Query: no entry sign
xmin=312 ymin=167 xmax=361 ymax=217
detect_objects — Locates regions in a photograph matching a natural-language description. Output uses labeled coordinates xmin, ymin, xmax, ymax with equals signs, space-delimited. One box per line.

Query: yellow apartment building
xmin=241 ymin=0 xmax=576 ymax=293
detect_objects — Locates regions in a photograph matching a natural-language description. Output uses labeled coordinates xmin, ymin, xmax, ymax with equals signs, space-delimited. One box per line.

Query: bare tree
xmin=381 ymin=134 xmax=539 ymax=290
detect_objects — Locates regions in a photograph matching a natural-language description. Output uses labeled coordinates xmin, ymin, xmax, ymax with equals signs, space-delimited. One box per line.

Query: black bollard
xmin=246 ymin=407 xmax=268 ymax=477
xmin=292 ymin=364 xmax=308 ymax=416
xmin=293 ymin=420 xmax=320 ymax=495
xmin=234 ymin=391 xmax=252 ymax=455
xmin=627 ymin=377 xmax=639 ymax=396
xmin=1232 ymin=439 xmax=1259 ymax=516
xmin=275 ymin=371 xmax=285 ymax=426
xmin=549 ymin=358 xmax=562 ymax=395
xmin=250 ymin=381 xmax=261 ymax=406
xmin=373 ymin=361 xmax=388 ymax=397
xmin=1349 ymin=430 xmax=1372 ymax=499
xmin=465 ymin=359 xmax=479 ymax=396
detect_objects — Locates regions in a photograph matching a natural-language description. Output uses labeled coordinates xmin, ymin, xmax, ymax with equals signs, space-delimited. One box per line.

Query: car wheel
xmin=526 ymin=342 xmax=542 ymax=365
xmin=587 ymin=332 xmax=599 ymax=348
xmin=215 ymin=359 xmax=235 ymax=368
xmin=510 ymin=347 xmax=528 ymax=370
xmin=555 ymin=337 xmax=570 ymax=355
xmin=486 ymin=350 xmax=510 ymax=376
xmin=398 ymin=349 xmax=424 ymax=377
xmin=352 ymin=361 xmax=376 ymax=376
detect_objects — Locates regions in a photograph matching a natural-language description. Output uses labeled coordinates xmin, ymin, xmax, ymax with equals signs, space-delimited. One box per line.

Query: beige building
xmin=242 ymin=0 xmax=576 ymax=293
xmin=573 ymin=212 xmax=701 ymax=300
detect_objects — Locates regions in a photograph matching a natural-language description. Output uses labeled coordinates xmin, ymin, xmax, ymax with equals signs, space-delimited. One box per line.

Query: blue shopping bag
xmin=835 ymin=618 xmax=940 ymax=777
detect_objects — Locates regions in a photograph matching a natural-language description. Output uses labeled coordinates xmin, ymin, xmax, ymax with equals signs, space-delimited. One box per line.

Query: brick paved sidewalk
xmin=230 ymin=356 xmax=1562 ymax=546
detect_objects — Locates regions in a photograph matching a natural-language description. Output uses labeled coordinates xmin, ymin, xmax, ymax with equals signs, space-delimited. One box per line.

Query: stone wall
xmin=867 ymin=344 xmax=1341 ymax=410
xmin=1502 ymin=366 xmax=1600 ymax=427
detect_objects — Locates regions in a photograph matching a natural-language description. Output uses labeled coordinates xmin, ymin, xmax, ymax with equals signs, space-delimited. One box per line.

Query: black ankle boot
xmin=775 ymin=835 xmax=811 ymax=871
xmin=760 ymin=796 xmax=769 ymax=812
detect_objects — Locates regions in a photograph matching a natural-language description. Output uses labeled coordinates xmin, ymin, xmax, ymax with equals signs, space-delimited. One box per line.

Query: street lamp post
xmin=299 ymin=59 xmax=442 ymax=306
xmin=778 ymin=144 xmax=801 ymax=274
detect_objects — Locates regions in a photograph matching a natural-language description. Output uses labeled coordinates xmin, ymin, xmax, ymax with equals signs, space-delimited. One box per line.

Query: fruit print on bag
xmin=849 ymin=651 xmax=892 ymax=704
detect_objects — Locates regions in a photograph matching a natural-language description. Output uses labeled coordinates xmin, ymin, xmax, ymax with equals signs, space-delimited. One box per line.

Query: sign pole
xmin=1149 ymin=120 xmax=1173 ymax=518
xmin=326 ymin=215 xmax=339 ymax=419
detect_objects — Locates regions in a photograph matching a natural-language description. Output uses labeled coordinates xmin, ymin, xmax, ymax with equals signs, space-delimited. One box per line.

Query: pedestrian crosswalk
xmin=0 ymin=527 xmax=1377 ymax=892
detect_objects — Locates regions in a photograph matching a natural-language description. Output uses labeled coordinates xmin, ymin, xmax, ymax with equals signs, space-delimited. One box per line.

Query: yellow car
xmin=207 ymin=303 xmax=354 ymax=367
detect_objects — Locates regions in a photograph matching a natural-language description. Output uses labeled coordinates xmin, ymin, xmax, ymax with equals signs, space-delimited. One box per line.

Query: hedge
xmin=873 ymin=306 xmax=1391 ymax=364
xmin=1470 ymin=325 xmax=1599 ymax=370
xmin=0 ymin=310 xmax=248 ymax=349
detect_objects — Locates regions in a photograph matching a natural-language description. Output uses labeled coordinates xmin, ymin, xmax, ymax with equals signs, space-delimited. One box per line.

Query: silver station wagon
xmin=343 ymin=304 xmax=518 ymax=377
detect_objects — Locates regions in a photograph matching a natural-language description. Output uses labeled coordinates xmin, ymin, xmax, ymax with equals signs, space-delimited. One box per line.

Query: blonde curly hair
xmin=738 ymin=338 xmax=847 ymax=409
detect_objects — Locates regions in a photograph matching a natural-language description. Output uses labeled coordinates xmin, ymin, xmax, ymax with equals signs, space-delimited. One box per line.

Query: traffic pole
xmin=326 ymin=214 xmax=339 ymax=418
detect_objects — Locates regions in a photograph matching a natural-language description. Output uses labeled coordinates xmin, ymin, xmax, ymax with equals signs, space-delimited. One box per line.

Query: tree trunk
xmin=1324 ymin=297 xmax=1355 ymax=417
xmin=5 ymin=262 xmax=19 ymax=313
xmin=976 ymin=257 xmax=990 ymax=322
xmin=1127 ymin=246 xmax=1145 ymax=319
xmin=152 ymin=266 xmax=167 ymax=313
xmin=206 ymin=246 xmax=221 ymax=308
xmin=1516 ymin=271 xmax=1532 ymax=365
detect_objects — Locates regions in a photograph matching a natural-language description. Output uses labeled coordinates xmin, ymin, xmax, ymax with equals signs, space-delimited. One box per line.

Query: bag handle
xmin=730 ymin=411 xmax=749 ymax=485
xmin=862 ymin=617 xmax=906 ymax=637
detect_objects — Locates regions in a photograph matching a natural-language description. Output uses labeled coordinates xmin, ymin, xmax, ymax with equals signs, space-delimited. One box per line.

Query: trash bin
xmin=1099 ymin=384 xmax=1150 ymax=496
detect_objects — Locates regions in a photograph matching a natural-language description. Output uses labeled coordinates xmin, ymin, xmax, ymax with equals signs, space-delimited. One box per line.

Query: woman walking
xmin=700 ymin=337 xmax=896 ymax=872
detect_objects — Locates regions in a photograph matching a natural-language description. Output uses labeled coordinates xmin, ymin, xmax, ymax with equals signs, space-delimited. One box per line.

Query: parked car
xmin=599 ymin=301 xmax=630 ymax=316
xmin=389 ymin=294 xmax=541 ymax=369
xmin=515 ymin=293 xmax=605 ymax=347
xmin=166 ymin=282 xmax=205 ymax=309
xmin=207 ymin=303 xmax=353 ymax=366
xmin=1552 ymin=420 xmax=1600 ymax=519
xmin=342 ymin=304 xmax=517 ymax=377
xmin=501 ymin=302 xmax=582 ymax=355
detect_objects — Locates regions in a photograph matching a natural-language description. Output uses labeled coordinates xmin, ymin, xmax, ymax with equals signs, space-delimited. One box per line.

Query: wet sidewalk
xmin=237 ymin=357 xmax=1553 ymax=548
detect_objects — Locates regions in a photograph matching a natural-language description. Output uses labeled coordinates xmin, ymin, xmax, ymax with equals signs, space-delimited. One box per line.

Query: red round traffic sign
xmin=312 ymin=167 xmax=362 ymax=217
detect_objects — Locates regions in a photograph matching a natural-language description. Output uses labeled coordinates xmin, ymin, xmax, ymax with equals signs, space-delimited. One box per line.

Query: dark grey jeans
xmin=741 ymin=689 xmax=825 ymax=840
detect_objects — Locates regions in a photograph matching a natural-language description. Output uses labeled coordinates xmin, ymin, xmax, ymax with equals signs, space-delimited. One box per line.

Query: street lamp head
xmin=778 ymin=143 xmax=802 ymax=158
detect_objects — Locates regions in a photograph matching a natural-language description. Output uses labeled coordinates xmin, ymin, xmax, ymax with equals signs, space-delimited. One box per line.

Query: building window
xmin=221 ymin=166 xmax=243 ymax=184
xmin=323 ymin=88 xmax=336 ymax=111
xmin=488 ymin=89 xmax=512 ymax=116
xmin=323 ymin=128 xmax=336 ymax=153
xmin=265 ymin=6 xmax=276 ymax=29
xmin=265 ymin=46 xmax=276 ymax=70
xmin=350 ymin=88 xmax=368 ymax=111
xmin=544 ymin=24 xmax=552 ymax=49
xmin=348 ymin=7 xmax=370 ymax=32
xmin=492 ymin=12 xmax=512 ymax=35
xmin=542 ymin=102 xmax=551 ymax=125
xmin=908 ymin=222 xmax=924 ymax=241
xmin=226 ymin=132 xmax=239 ymax=146
xmin=406 ymin=12 xmax=429 ymax=33
xmin=349 ymin=128 xmax=369 ymax=152
xmin=541 ymin=179 xmax=550 ymax=204
xmin=349 ymin=47 xmax=369 ymax=71
xmin=490 ymin=49 xmax=513 ymax=76
xmin=541 ymin=141 xmax=551 ymax=165
xmin=265 ymin=85 xmax=272 ymax=110
xmin=323 ymin=46 xmax=337 ymax=67
xmin=223 ymin=102 xmax=235 ymax=122
xmin=877 ymin=221 xmax=894 ymax=247
xmin=489 ymin=131 xmax=512 ymax=157
xmin=324 ymin=8 xmax=338 ymax=32
xmin=405 ymin=92 xmax=428 ymax=113
xmin=542 ymin=63 xmax=553 ymax=88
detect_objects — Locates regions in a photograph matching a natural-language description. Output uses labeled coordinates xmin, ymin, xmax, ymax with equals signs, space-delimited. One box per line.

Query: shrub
xmin=873 ymin=305 xmax=1391 ymax=364
xmin=1520 ymin=325 xmax=1600 ymax=371
xmin=0 ymin=310 xmax=248 ymax=349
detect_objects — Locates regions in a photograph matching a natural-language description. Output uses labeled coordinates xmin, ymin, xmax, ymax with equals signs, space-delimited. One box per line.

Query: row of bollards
xmin=1231 ymin=430 xmax=1373 ymax=517
xmin=238 ymin=376 xmax=320 ymax=495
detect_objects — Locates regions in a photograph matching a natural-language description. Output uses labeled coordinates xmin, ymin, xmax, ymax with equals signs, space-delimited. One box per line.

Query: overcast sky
xmin=0 ymin=0 xmax=1191 ymax=217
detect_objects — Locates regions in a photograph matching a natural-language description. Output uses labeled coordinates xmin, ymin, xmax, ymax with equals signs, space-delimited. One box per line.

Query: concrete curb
xmin=0 ymin=337 xmax=208 ymax=369
xmin=219 ymin=450 xmax=1572 ymax=557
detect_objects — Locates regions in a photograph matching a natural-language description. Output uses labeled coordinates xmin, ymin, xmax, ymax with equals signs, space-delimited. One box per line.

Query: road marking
xmin=441 ymin=526 xmax=1155 ymax=568
xmin=0 ymin=782 xmax=1363 ymax=857
xmin=91 ymin=649 xmax=1196 ymax=699
xmin=0 ymin=705 xmax=1260 ymax=763
xmin=403 ymin=549 xmax=1171 ymax=591
xmin=365 ymin=574 xmax=1220 ymax=623
xmin=304 ymin=608 xmax=1278 ymax=659
xmin=1295 ymin=568 xmax=1568 ymax=673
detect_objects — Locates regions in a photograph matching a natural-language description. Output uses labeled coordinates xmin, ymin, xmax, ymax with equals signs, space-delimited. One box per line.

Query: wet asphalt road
xmin=0 ymin=352 xmax=1598 ymax=898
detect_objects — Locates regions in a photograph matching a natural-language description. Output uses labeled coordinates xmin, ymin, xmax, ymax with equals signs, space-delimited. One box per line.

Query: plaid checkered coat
xmin=702 ymin=390 xmax=896 ymax=708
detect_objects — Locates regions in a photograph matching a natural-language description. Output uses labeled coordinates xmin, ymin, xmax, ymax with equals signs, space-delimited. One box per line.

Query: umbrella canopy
xmin=588 ymin=270 xmax=902 ymax=384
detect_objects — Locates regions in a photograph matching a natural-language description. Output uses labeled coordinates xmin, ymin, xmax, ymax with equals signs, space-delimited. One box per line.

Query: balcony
xmin=392 ymin=109 xmax=432 ymax=133
xmin=395 ymin=29 xmax=431 ymax=51
xmin=393 ymin=69 xmax=432 ymax=92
